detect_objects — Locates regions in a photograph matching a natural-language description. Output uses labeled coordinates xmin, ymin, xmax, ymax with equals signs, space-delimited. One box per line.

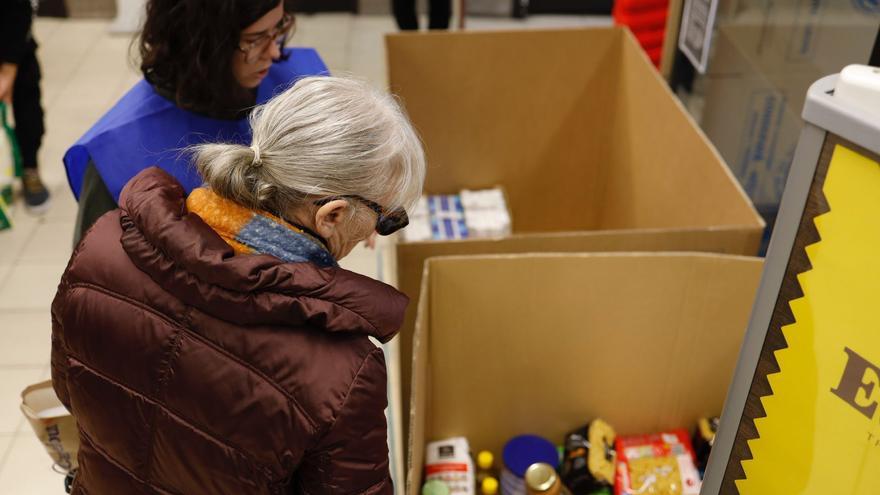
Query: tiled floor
xmin=0 ymin=12 xmax=611 ymax=494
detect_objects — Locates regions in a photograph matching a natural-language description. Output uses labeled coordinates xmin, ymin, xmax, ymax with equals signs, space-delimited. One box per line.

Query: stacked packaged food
xmin=422 ymin=418 xmax=719 ymax=495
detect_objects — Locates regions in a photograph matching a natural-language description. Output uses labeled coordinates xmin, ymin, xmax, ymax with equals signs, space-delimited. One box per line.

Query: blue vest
xmin=64 ymin=48 xmax=328 ymax=201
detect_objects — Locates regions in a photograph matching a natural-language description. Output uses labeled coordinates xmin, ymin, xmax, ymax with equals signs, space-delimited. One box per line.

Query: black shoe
xmin=22 ymin=169 xmax=51 ymax=214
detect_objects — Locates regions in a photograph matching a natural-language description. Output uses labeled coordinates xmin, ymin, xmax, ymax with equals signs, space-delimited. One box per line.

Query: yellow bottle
xmin=481 ymin=476 xmax=499 ymax=495
xmin=476 ymin=451 xmax=495 ymax=487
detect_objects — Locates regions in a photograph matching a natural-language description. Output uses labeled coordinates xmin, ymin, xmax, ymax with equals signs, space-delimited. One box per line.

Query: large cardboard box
xmin=407 ymin=253 xmax=764 ymax=494
xmin=706 ymin=3 xmax=878 ymax=79
xmin=699 ymin=72 xmax=806 ymax=209
xmin=386 ymin=27 xmax=765 ymax=417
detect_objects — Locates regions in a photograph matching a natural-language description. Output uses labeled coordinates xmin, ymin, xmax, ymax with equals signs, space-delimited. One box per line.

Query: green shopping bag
xmin=0 ymin=101 xmax=22 ymax=230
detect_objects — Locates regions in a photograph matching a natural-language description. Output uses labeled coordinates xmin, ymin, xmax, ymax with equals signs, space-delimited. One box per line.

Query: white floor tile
xmin=37 ymin=22 xmax=105 ymax=91
xmin=0 ymin=432 xmax=67 ymax=495
xmin=31 ymin=19 xmax=64 ymax=43
xmin=348 ymin=17 xmax=396 ymax=89
xmin=0 ymin=220 xmax=38 ymax=266
xmin=71 ymin=36 xmax=136 ymax=81
xmin=0 ymin=433 xmax=13 ymax=466
xmin=0 ymin=368 xmax=45 ymax=435
xmin=42 ymin=186 xmax=79 ymax=224
xmin=0 ymin=263 xmax=66 ymax=311
xmin=17 ymin=223 xmax=75 ymax=264
xmin=0 ymin=312 xmax=53 ymax=367
xmin=0 ymin=265 xmax=11 ymax=288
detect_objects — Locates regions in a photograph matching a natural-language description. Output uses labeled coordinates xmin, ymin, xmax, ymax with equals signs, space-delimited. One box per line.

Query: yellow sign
xmin=738 ymin=145 xmax=880 ymax=494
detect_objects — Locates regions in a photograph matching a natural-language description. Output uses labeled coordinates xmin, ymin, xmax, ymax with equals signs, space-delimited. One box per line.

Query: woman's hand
xmin=0 ymin=63 xmax=18 ymax=105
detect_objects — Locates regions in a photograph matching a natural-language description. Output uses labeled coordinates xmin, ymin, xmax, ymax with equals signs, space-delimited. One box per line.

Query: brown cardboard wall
xmin=407 ymin=253 xmax=764 ymax=494
xmin=602 ymin=37 xmax=760 ymax=229
xmin=387 ymin=29 xmax=622 ymax=233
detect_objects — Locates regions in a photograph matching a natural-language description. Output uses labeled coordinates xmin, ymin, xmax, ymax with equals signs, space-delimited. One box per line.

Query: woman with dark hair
xmin=65 ymin=0 xmax=327 ymax=243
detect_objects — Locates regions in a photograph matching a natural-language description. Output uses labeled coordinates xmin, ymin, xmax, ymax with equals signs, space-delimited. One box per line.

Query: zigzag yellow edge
xmin=736 ymin=194 xmax=832 ymax=493
xmin=736 ymin=145 xmax=880 ymax=494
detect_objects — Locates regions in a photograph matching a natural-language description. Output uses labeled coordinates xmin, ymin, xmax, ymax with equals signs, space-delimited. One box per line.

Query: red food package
xmin=614 ymin=430 xmax=701 ymax=495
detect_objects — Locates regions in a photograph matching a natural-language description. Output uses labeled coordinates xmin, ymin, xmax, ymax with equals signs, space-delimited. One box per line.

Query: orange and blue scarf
xmin=187 ymin=187 xmax=337 ymax=268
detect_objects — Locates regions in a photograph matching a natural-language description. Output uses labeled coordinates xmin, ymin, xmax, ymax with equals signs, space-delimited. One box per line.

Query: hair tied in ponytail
xmin=250 ymin=146 xmax=263 ymax=168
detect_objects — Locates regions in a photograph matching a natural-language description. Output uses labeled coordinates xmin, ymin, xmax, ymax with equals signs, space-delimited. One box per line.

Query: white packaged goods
xmin=424 ymin=437 xmax=475 ymax=495
xmin=401 ymin=188 xmax=511 ymax=242
xmin=412 ymin=196 xmax=430 ymax=218
xmin=402 ymin=197 xmax=431 ymax=242
xmin=402 ymin=217 xmax=432 ymax=243
xmin=461 ymin=188 xmax=511 ymax=238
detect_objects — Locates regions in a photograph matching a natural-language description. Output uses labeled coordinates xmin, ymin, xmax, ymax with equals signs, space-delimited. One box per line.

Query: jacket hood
xmin=117 ymin=167 xmax=407 ymax=343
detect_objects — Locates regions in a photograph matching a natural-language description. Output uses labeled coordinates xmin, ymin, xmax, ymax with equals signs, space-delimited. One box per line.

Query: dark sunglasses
xmin=314 ymin=195 xmax=409 ymax=236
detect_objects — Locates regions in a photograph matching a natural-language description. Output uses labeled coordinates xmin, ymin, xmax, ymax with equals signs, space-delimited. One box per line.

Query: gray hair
xmin=192 ymin=76 xmax=426 ymax=220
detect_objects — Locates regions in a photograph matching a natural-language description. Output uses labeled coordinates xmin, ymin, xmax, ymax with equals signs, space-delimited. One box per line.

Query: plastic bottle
xmin=481 ymin=476 xmax=499 ymax=495
xmin=423 ymin=479 xmax=450 ymax=495
xmin=476 ymin=450 xmax=496 ymax=487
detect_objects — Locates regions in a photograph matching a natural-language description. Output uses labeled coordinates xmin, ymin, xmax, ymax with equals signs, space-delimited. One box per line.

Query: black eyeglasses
xmin=314 ymin=195 xmax=409 ymax=236
xmin=237 ymin=13 xmax=295 ymax=63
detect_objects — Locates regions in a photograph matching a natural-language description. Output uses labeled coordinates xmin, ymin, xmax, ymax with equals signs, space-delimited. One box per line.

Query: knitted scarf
xmin=186 ymin=187 xmax=337 ymax=268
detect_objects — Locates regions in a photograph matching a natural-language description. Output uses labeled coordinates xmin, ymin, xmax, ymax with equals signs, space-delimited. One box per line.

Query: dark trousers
xmin=392 ymin=0 xmax=451 ymax=30
xmin=12 ymin=39 xmax=44 ymax=170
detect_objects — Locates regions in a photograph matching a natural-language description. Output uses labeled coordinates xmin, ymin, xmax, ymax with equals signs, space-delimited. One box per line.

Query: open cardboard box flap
xmin=386 ymin=27 xmax=765 ymax=429
xmin=407 ymin=253 xmax=763 ymax=494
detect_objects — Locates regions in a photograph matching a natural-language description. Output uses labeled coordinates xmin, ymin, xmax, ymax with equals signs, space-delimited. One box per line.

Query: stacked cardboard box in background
xmin=697 ymin=0 xmax=878 ymax=212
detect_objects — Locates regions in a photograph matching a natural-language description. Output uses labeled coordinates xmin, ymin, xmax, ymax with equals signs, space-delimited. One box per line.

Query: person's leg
xmin=12 ymin=40 xmax=50 ymax=212
xmin=428 ymin=0 xmax=451 ymax=29
xmin=392 ymin=0 xmax=419 ymax=30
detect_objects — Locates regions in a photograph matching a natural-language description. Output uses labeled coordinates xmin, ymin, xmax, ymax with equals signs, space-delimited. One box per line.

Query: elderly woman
xmin=50 ymin=76 xmax=425 ymax=494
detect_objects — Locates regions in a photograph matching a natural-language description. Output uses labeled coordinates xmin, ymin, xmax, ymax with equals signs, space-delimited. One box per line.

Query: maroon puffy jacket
xmin=51 ymin=168 xmax=406 ymax=494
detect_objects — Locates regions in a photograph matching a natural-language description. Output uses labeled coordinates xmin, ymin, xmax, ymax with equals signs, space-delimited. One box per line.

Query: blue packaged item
xmin=501 ymin=435 xmax=559 ymax=495
xmin=427 ymin=194 xmax=469 ymax=240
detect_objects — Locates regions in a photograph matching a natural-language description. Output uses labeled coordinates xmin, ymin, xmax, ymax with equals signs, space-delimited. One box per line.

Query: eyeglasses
xmin=314 ymin=195 xmax=410 ymax=236
xmin=237 ymin=13 xmax=295 ymax=63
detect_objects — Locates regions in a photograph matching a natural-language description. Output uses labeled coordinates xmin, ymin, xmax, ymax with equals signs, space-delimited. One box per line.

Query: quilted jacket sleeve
xmin=50 ymin=279 xmax=72 ymax=411
xmin=295 ymin=347 xmax=393 ymax=494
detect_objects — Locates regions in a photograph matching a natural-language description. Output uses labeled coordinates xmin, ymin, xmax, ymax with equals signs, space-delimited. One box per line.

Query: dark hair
xmin=139 ymin=0 xmax=293 ymax=118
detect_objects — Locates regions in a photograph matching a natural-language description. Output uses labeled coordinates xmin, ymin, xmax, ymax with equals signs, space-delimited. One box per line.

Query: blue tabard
xmin=64 ymin=48 xmax=328 ymax=200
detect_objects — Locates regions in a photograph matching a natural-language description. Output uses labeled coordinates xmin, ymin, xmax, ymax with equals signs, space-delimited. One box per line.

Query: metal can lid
xmin=525 ymin=463 xmax=557 ymax=492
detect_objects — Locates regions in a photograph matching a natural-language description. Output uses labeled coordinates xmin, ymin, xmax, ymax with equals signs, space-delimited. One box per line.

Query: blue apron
xmin=64 ymin=48 xmax=328 ymax=201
